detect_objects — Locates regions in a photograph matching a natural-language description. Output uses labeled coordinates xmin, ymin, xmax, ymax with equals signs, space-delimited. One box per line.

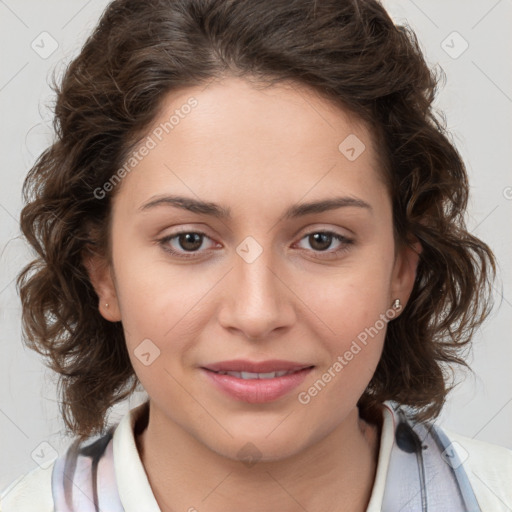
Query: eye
xmin=295 ymin=231 xmax=354 ymax=258
xmin=157 ymin=230 xmax=218 ymax=259
xmin=157 ymin=229 xmax=354 ymax=261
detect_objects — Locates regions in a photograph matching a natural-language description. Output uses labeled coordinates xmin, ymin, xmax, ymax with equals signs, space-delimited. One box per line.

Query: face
xmin=88 ymin=76 xmax=419 ymax=461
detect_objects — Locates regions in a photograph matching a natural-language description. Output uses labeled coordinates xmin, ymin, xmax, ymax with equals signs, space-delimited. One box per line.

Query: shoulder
xmin=0 ymin=462 xmax=55 ymax=512
xmin=443 ymin=428 xmax=512 ymax=511
xmin=0 ymin=404 xmax=146 ymax=512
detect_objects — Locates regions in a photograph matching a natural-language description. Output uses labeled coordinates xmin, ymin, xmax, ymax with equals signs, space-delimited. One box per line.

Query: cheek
xmin=115 ymin=266 xmax=202 ymax=403
xmin=321 ymin=299 xmax=388 ymax=390
xmin=290 ymin=260 xmax=393 ymax=395
xmin=297 ymin=301 xmax=389 ymax=415
xmin=113 ymin=252 xmax=217 ymax=367
xmin=291 ymin=258 xmax=393 ymax=342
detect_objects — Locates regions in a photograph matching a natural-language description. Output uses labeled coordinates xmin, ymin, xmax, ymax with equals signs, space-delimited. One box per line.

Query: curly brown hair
xmin=17 ymin=0 xmax=497 ymax=441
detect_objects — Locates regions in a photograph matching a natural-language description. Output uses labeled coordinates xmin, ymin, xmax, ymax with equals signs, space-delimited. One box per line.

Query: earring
xmin=392 ymin=298 xmax=401 ymax=310
xmin=105 ymin=303 xmax=109 ymax=308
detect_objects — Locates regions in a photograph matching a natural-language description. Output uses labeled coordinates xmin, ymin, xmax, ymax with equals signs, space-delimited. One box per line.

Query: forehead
xmin=114 ymin=77 xmax=387 ymax=213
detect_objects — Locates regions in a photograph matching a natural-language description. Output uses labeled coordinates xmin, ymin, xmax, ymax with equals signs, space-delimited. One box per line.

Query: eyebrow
xmin=139 ymin=194 xmax=373 ymax=220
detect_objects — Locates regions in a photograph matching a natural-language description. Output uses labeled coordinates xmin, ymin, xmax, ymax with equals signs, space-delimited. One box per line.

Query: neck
xmin=135 ymin=401 xmax=381 ymax=512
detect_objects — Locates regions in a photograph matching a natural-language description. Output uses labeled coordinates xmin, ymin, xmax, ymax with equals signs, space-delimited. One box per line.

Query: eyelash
xmin=157 ymin=229 xmax=354 ymax=260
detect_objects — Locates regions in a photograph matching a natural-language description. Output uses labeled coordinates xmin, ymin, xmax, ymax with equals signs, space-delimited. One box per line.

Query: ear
xmin=389 ymin=237 xmax=422 ymax=315
xmin=82 ymin=248 xmax=122 ymax=322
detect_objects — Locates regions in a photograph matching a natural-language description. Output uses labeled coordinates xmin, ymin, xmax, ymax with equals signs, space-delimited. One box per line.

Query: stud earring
xmin=392 ymin=298 xmax=401 ymax=310
xmin=105 ymin=303 xmax=109 ymax=308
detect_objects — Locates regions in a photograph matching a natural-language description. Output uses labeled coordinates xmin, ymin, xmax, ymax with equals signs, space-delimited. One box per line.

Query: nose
xmin=217 ymin=246 xmax=296 ymax=341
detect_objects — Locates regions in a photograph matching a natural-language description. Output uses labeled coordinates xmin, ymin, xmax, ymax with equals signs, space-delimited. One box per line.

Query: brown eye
xmin=176 ymin=232 xmax=204 ymax=252
xmin=158 ymin=230 xmax=217 ymax=259
xmin=308 ymin=232 xmax=334 ymax=251
xmin=296 ymin=231 xmax=354 ymax=258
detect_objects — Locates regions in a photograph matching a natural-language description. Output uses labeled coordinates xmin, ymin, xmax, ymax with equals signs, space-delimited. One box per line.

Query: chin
xmin=199 ymin=427 xmax=313 ymax=464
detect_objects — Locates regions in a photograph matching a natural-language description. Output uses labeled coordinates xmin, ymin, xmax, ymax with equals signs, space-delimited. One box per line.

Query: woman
xmin=1 ymin=0 xmax=510 ymax=510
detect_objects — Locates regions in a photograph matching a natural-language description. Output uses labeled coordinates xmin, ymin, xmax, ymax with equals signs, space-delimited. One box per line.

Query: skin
xmin=85 ymin=76 xmax=421 ymax=512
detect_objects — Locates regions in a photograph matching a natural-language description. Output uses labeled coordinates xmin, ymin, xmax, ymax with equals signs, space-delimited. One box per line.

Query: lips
xmin=212 ymin=369 xmax=298 ymax=379
xmin=202 ymin=359 xmax=313 ymax=374
xmin=200 ymin=359 xmax=314 ymax=403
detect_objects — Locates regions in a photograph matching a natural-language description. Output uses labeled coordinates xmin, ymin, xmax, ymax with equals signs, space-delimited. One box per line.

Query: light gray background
xmin=1 ymin=0 xmax=511 ymax=491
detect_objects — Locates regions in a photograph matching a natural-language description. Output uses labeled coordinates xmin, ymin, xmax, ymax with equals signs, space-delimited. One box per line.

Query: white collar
xmin=113 ymin=401 xmax=161 ymax=511
xmin=365 ymin=402 xmax=397 ymax=511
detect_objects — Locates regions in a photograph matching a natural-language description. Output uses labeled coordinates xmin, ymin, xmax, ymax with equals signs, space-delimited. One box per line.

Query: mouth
xmin=202 ymin=359 xmax=314 ymax=374
xmin=200 ymin=360 xmax=315 ymax=403
xmin=203 ymin=367 xmax=313 ymax=379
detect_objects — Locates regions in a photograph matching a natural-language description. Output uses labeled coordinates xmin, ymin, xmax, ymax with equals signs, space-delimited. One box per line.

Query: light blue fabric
xmin=382 ymin=403 xmax=482 ymax=511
